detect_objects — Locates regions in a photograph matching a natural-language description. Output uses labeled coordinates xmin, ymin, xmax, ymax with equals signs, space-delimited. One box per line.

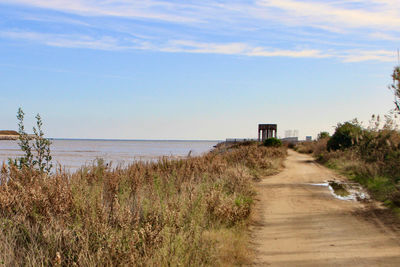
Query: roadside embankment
xmin=295 ymin=122 xmax=400 ymax=218
xmin=0 ymin=142 xmax=286 ymax=266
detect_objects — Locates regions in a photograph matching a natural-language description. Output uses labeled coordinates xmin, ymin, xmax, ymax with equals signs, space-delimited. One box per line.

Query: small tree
xmin=10 ymin=108 xmax=53 ymax=173
xmin=389 ymin=65 xmax=400 ymax=113
xmin=317 ymin=131 xmax=330 ymax=140
xmin=327 ymin=120 xmax=363 ymax=151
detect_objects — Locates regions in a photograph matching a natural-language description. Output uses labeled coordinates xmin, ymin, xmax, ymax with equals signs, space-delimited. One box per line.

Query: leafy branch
xmin=9 ymin=108 xmax=53 ymax=174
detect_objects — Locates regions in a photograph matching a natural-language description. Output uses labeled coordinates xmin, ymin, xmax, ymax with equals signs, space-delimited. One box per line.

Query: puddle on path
xmin=308 ymin=180 xmax=369 ymax=201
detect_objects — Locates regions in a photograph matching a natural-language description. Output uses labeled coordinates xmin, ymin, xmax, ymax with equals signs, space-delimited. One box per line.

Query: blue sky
xmin=0 ymin=0 xmax=399 ymax=140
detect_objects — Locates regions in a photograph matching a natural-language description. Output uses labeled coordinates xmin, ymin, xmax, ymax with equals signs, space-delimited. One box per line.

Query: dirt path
xmin=251 ymin=150 xmax=400 ymax=266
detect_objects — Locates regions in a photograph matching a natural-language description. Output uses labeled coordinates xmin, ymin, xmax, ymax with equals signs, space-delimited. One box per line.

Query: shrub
xmin=327 ymin=120 xmax=363 ymax=151
xmin=8 ymin=108 xmax=53 ymax=174
xmin=317 ymin=131 xmax=330 ymax=140
xmin=263 ymin=138 xmax=282 ymax=147
xmin=295 ymin=142 xmax=313 ymax=154
xmin=295 ymin=138 xmax=329 ymax=155
xmin=312 ymin=138 xmax=329 ymax=159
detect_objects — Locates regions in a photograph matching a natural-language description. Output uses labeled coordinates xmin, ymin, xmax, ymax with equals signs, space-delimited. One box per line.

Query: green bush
xmin=327 ymin=121 xmax=363 ymax=151
xmin=263 ymin=138 xmax=282 ymax=147
xmin=317 ymin=131 xmax=330 ymax=140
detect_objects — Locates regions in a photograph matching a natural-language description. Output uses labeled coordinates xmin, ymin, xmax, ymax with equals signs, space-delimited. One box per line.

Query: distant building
xmin=285 ymin=130 xmax=293 ymax=138
xmin=285 ymin=129 xmax=299 ymax=138
xmin=306 ymin=136 xmax=312 ymax=141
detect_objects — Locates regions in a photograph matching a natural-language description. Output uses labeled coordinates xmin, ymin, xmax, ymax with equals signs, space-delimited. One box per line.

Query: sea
xmin=0 ymin=139 xmax=220 ymax=171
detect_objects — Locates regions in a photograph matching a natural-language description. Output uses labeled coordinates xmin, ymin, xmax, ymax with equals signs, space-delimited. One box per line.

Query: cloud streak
xmin=258 ymin=0 xmax=400 ymax=30
xmin=0 ymin=0 xmax=204 ymax=22
xmin=163 ymin=40 xmax=329 ymax=59
xmin=1 ymin=30 xmax=395 ymax=62
xmin=2 ymin=0 xmax=400 ymax=31
xmin=0 ymin=1 xmax=399 ymax=62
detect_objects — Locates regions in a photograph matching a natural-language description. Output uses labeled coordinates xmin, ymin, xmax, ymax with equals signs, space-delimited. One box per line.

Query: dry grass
xmin=0 ymin=143 xmax=286 ymax=266
xmin=295 ymin=138 xmax=328 ymax=155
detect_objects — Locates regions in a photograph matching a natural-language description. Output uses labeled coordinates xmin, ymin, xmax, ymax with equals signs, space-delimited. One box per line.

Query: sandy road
xmin=251 ymin=150 xmax=400 ymax=266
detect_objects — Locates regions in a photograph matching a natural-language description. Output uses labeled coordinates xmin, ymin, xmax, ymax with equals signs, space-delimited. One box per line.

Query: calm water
xmin=0 ymin=139 xmax=220 ymax=171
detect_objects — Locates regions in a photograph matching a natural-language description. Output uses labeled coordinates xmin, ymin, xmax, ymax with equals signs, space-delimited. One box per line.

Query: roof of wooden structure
xmin=258 ymin=124 xmax=277 ymax=130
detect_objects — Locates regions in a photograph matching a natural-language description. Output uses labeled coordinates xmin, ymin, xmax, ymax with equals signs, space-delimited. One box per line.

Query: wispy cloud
xmin=0 ymin=0 xmax=203 ymax=22
xmin=3 ymin=0 xmax=400 ymax=31
xmin=0 ymin=31 xmax=123 ymax=50
xmin=0 ymin=30 xmax=325 ymax=59
xmin=162 ymin=40 xmax=328 ymax=59
xmin=369 ymin=32 xmax=400 ymax=42
xmin=1 ymin=30 xmax=395 ymax=62
xmin=257 ymin=0 xmax=400 ymax=31
xmin=339 ymin=49 xmax=397 ymax=62
xmin=0 ymin=0 xmax=399 ymax=62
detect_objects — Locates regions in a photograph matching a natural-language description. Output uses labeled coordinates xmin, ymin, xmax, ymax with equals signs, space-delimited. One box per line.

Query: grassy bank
xmin=0 ymin=143 xmax=286 ymax=266
xmin=295 ymin=121 xmax=400 ymax=215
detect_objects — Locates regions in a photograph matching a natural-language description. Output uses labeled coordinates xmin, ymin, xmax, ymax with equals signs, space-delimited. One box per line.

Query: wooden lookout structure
xmin=258 ymin=124 xmax=277 ymax=142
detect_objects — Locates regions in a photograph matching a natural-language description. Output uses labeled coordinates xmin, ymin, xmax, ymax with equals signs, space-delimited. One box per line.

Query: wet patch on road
xmin=308 ymin=180 xmax=369 ymax=201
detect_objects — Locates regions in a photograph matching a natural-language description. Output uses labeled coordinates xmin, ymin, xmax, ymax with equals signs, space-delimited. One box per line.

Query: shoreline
xmin=0 ymin=136 xmax=223 ymax=142
xmin=0 ymin=135 xmax=18 ymax=140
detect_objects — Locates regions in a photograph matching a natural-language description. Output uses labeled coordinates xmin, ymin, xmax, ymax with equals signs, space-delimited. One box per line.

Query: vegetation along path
xmin=251 ymin=150 xmax=400 ymax=266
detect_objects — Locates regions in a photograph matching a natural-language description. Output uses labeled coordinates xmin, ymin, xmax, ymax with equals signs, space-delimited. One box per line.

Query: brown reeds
xmin=0 ymin=143 xmax=286 ymax=266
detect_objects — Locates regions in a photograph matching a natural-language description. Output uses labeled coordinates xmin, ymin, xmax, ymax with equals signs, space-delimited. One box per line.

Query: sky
xmin=0 ymin=0 xmax=399 ymax=140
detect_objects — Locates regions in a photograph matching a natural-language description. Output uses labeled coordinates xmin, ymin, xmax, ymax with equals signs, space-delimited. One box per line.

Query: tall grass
xmin=0 ymin=143 xmax=286 ymax=266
